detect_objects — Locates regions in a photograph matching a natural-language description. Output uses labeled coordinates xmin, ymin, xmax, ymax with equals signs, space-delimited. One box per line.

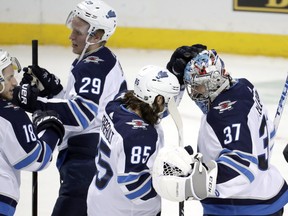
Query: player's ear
xmin=90 ymin=29 xmax=104 ymax=42
xmin=156 ymin=95 xmax=164 ymax=106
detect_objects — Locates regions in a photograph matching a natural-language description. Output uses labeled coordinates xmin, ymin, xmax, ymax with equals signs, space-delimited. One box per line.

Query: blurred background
xmin=0 ymin=0 xmax=288 ymax=57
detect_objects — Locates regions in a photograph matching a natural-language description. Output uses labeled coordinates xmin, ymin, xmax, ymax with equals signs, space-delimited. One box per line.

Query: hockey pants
xmin=51 ymin=133 xmax=99 ymax=216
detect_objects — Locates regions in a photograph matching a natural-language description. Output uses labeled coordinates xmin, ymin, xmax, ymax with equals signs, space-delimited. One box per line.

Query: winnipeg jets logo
xmin=106 ymin=10 xmax=116 ymax=19
xmin=213 ymin=100 xmax=237 ymax=113
xmin=85 ymin=1 xmax=93 ymax=5
xmin=156 ymin=71 xmax=168 ymax=79
xmin=83 ymin=56 xmax=104 ymax=64
xmin=126 ymin=119 xmax=149 ymax=129
xmin=4 ymin=102 xmax=20 ymax=110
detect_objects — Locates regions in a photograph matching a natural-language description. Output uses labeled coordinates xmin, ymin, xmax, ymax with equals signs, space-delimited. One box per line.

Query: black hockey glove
xmin=167 ymin=44 xmax=207 ymax=85
xmin=32 ymin=110 xmax=65 ymax=144
xmin=12 ymin=83 xmax=39 ymax=113
xmin=283 ymin=144 xmax=288 ymax=163
xmin=21 ymin=65 xmax=63 ymax=98
xmin=184 ymin=145 xmax=194 ymax=155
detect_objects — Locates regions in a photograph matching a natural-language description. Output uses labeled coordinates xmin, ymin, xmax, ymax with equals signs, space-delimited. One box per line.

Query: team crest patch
xmin=106 ymin=10 xmax=116 ymax=19
xmin=126 ymin=119 xmax=149 ymax=129
xmin=213 ymin=100 xmax=237 ymax=113
xmin=83 ymin=56 xmax=104 ymax=64
xmin=156 ymin=70 xmax=168 ymax=79
xmin=4 ymin=102 xmax=20 ymax=110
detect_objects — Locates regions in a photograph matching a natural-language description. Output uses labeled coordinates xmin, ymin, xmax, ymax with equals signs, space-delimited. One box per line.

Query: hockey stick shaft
xmin=167 ymin=98 xmax=184 ymax=147
xmin=167 ymin=98 xmax=184 ymax=216
xmin=32 ymin=39 xmax=38 ymax=216
xmin=273 ymin=72 xmax=288 ymax=133
xmin=273 ymin=73 xmax=288 ymax=162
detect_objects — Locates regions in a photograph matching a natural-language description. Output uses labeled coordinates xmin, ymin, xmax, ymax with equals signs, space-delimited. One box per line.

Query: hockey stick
xmin=168 ymin=98 xmax=184 ymax=147
xmin=273 ymin=73 xmax=288 ymax=162
xmin=273 ymin=72 xmax=288 ymax=132
xmin=167 ymin=98 xmax=184 ymax=216
xmin=32 ymin=39 xmax=38 ymax=216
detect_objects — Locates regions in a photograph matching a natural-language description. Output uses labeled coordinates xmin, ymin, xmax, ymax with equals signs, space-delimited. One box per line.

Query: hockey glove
xmin=152 ymin=147 xmax=217 ymax=202
xmin=12 ymin=83 xmax=39 ymax=113
xmin=166 ymin=44 xmax=207 ymax=85
xmin=283 ymin=144 xmax=288 ymax=163
xmin=21 ymin=65 xmax=63 ymax=98
xmin=184 ymin=145 xmax=194 ymax=155
xmin=32 ymin=110 xmax=65 ymax=144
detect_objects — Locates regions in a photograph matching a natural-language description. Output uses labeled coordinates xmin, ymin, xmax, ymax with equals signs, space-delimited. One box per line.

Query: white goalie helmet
xmin=134 ymin=65 xmax=180 ymax=106
xmin=66 ymin=0 xmax=117 ymax=41
xmin=184 ymin=49 xmax=230 ymax=113
xmin=0 ymin=49 xmax=21 ymax=93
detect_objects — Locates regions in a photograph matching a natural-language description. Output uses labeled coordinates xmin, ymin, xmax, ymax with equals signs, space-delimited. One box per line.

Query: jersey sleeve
xmin=0 ymin=105 xmax=59 ymax=171
xmin=35 ymin=96 xmax=98 ymax=131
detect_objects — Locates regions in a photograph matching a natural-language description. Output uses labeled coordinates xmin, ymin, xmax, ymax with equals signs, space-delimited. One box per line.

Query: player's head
xmin=134 ymin=65 xmax=180 ymax=107
xmin=66 ymin=0 xmax=117 ymax=62
xmin=66 ymin=0 xmax=117 ymax=42
xmin=184 ymin=49 xmax=231 ymax=113
xmin=0 ymin=49 xmax=20 ymax=99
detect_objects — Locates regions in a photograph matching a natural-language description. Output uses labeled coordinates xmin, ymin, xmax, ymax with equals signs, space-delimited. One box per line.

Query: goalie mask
xmin=0 ymin=49 xmax=21 ymax=93
xmin=66 ymin=0 xmax=117 ymax=42
xmin=134 ymin=65 xmax=180 ymax=108
xmin=184 ymin=49 xmax=230 ymax=114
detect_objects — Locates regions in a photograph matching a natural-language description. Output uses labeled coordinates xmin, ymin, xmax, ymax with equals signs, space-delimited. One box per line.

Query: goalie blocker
xmin=152 ymin=146 xmax=217 ymax=202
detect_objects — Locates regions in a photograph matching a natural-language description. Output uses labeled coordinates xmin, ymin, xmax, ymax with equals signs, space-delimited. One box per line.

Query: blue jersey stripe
xmin=125 ymin=178 xmax=152 ymax=200
xmin=36 ymin=144 xmax=53 ymax=171
xmin=202 ymin=189 xmax=288 ymax=215
xmin=218 ymin=156 xmax=255 ymax=182
xmin=14 ymin=144 xmax=42 ymax=169
xmin=0 ymin=201 xmax=15 ymax=216
xmin=220 ymin=148 xmax=258 ymax=165
xmin=118 ymin=170 xmax=150 ymax=184
xmin=68 ymin=100 xmax=89 ymax=129
xmin=76 ymin=96 xmax=98 ymax=115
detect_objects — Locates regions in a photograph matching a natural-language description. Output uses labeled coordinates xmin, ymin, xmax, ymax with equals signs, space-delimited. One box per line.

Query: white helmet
xmin=66 ymin=0 xmax=117 ymax=41
xmin=134 ymin=65 xmax=180 ymax=106
xmin=0 ymin=49 xmax=21 ymax=93
xmin=184 ymin=49 xmax=230 ymax=113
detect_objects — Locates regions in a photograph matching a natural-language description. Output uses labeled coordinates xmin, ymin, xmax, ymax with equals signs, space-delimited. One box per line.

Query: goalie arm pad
xmin=152 ymin=148 xmax=217 ymax=202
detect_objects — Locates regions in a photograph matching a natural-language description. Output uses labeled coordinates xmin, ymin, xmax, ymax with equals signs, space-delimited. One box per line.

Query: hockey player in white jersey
xmin=86 ymin=65 xmax=180 ymax=215
xmin=14 ymin=1 xmax=127 ymax=215
xmin=153 ymin=47 xmax=288 ymax=215
xmin=0 ymin=50 xmax=64 ymax=216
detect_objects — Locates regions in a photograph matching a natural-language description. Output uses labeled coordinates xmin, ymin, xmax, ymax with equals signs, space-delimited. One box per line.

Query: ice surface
xmin=2 ymin=45 xmax=288 ymax=216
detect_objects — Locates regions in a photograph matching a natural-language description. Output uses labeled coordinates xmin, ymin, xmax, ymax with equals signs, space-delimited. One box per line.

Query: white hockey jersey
xmin=34 ymin=47 xmax=127 ymax=166
xmin=0 ymin=99 xmax=60 ymax=215
xmin=198 ymin=78 xmax=288 ymax=215
xmin=87 ymin=95 xmax=163 ymax=216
